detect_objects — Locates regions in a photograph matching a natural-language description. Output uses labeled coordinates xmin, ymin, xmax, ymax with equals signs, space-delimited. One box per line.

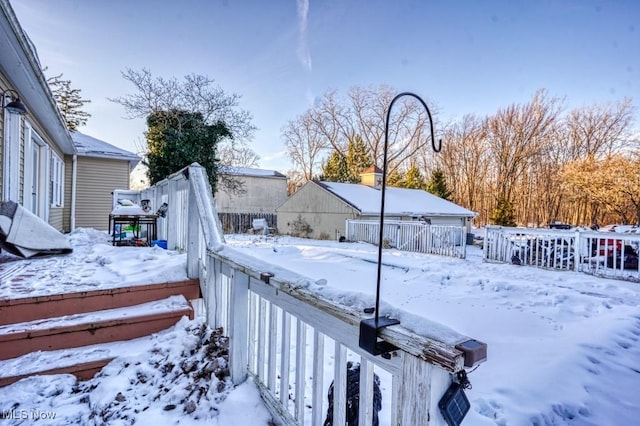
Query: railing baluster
xmin=332 ymin=344 xmax=347 ymax=426
xmin=294 ymin=319 xmax=307 ymax=423
xmin=358 ymin=358 xmax=375 ymax=426
xmin=280 ymin=312 xmax=291 ymax=406
xmin=311 ymin=330 xmax=325 ymax=426
xmin=268 ymin=304 xmax=278 ymax=391
xmin=257 ymin=297 xmax=266 ymax=382
xmin=248 ymin=292 xmax=257 ymax=374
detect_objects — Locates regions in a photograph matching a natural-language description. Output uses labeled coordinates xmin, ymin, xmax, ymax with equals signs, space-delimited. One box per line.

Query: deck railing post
xmin=167 ymin=178 xmax=178 ymax=250
xmin=186 ymin=181 xmax=200 ymax=279
xmin=574 ymin=229 xmax=581 ymax=272
xmin=229 ymin=268 xmax=249 ymax=385
xmin=397 ymin=352 xmax=451 ymax=425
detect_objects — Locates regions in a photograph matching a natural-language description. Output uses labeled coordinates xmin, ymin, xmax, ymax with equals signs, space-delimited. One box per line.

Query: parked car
xmin=606 ymin=244 xmax=639 ymax=270
xmin=601 ymin=224 xmax=638 ymax=233
xmin=548 ymin=222 xmax=573 ymax=230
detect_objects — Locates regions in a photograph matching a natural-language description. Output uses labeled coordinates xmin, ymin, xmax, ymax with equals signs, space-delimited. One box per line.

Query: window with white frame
xmin=51 ymin=154 xmax=64 ymax=207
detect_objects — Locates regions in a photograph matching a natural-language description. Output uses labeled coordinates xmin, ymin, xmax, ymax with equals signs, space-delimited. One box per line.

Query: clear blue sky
xmin=10 ymin=0 xmax=640 ymax=172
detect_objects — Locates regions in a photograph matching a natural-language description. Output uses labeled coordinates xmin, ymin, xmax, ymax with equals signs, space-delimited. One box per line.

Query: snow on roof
xmin=220 ymin=166 xmax=286 ymax=178
xmin=71 ymin=131 xmax=140 ymax=166
xmin=319 ymin=181 xmax=477 ymax=217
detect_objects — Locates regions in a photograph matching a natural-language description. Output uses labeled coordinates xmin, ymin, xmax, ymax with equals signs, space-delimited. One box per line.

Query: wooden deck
xmin=0 ymin=253 xmax=200 ymax=387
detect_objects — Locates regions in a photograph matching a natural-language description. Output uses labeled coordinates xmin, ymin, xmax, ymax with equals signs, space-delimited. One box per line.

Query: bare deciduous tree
xmin=282 ymin=85 xmax=440 ymax=182
xmin=282 ymin=110 xmax=329 ymax=180
xmin=564 ymin=97 xmax=635 ymax=159
xmin=486 ymin=89 xmax=562 ymax=202
xmin=109 ymin=68 xmax=260 ymax=195
xmin=109 ymin=68 xmax=258 ymax=169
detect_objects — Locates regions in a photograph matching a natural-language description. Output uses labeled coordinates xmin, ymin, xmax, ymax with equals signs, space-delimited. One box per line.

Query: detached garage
xmin=277 ymin=169 xmax=476 ymax=240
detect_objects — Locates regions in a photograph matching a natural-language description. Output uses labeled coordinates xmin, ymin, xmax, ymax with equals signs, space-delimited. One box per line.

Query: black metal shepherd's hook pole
xmin=359 ymin=92 xmax=441 ymax=357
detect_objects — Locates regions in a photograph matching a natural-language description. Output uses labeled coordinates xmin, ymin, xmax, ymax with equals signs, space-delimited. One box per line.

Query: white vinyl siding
xmin=75 ymin=157 xmax=130 ymax=230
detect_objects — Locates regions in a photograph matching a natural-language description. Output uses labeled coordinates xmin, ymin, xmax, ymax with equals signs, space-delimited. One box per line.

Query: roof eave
xmin=0 ymin=1 xmax=75 ymax=155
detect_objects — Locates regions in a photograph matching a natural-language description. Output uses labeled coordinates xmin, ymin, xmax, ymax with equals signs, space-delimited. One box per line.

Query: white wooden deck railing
xmin=123 ymin=164 xmax=486 ymax=425
xmin=346 ymin=219 xmax=467 ymax=259
xmin=484 ymin=225 xmax=640 ymax=281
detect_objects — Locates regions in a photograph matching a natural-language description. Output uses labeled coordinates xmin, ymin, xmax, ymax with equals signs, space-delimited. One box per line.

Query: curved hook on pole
xmin=385 ymin=91 xmax=441 ymax=154
xmin=373 ymin=92 xmax=441 ymax=323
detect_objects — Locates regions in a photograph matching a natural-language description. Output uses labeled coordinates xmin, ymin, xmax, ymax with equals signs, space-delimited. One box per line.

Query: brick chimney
xmin=360 ymin=166 xmax=384 ymax=189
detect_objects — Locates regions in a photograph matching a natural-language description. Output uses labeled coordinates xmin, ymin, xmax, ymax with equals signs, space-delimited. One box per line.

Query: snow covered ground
xmin=1 ymin=229 xmax=639 ymax=425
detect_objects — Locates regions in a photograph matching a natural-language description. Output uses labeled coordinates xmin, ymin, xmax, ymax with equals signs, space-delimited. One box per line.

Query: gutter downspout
xmin=71 ymin=154 xmax=77 ymax=231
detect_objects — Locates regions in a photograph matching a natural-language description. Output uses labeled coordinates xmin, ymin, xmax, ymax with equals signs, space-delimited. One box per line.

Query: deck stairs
xmin=0 ymin=279 xmax=200 ymax=387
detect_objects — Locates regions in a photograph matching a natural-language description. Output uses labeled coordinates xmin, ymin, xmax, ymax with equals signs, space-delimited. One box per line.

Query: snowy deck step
xmin=0 ymin=279 xmax=200 ymax=326
xmin=0 ymin=331 xmax=163 ymax=387
xmin=0 ymin=295 xmax=192 ymax=361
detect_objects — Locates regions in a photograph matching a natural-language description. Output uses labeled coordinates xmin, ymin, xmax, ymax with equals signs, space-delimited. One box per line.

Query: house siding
xmin=75 ymin=157 xmax=130 ymax=231
xmin=277 ymin=182 xmax=358 ymax=239
xmin=215 ymin=175 xmax=287 ymax=214
xmin=49 ymin=207 xmax=63 ymax=231
xmin=214 ymin=173 xmax=288 ymax=233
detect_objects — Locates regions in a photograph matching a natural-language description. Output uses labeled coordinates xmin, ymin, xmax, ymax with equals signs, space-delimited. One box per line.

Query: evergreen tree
xmin=322 ymin=150 xmax=349 ymax=182
xmin=48 ymin=73 xmax=91 ymax=130
xmin=346 ymin=136 xmax=373 ymax=183
xmin=145 ymin=110 xmax=229 ymax=191
xmin=404 ymin=165 xmax=428 ymax=190
xmin=386 ymin=169 xmax=405 ymax=187
xmin=426 ymin=168 xmax=452 ymax=200
xmin=491 ymin=196 xmax=517 ymax=226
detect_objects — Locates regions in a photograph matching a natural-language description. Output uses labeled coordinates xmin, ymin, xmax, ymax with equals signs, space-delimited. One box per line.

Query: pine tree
xmin=346 ymin=136 xmax=373 ymax=183
xmin=322 ymin=150 xmax=349 ymax=182
xmin=47 ymin=73 xmax=91 ymax=131
xmin=404 ymin=165 xmax=427 ymax=190
xmin=426 ymin=168 xmax=452 ymax=200
xmin=386 ymin=169 xmax=405 ymax=187
xmin=491 ymin=196 xmax=517 ymax=226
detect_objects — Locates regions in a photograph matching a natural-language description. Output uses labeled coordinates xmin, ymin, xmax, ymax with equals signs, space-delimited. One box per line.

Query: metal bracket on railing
xmin=359 ymin=316 xmax=400 ymax=357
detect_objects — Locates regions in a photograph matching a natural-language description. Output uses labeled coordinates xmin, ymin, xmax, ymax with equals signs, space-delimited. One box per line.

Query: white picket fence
xmin=346 ymin=219 xmax=467 ymax=259
xmin=119 ymin=164 xmax=486 ymax=425
xmin=483 ymin=226 xmax=640 ymax=281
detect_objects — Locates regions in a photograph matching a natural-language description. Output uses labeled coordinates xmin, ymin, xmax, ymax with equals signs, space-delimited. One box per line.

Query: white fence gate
xmin=346 ymin=220 xmax=467 ymax=259
xmin=484 ymin=226 xmax=640 ymax=282
xmin=121 ymin=164 xmax=486 ymax=425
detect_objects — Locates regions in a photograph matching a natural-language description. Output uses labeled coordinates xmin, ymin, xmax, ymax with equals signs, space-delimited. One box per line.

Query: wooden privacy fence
xmin=218 ymin=212 xmax=277 ymax=234
xmin=346 ymin=219 xmax=467 ymax=259
xmin=484 ymin=225 xmax=640 ymax=281
xmin=127 ymin=164 xmax=486 ymax=425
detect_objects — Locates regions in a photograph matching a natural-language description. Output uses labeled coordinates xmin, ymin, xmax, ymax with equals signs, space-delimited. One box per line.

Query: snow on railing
xmin=133 ymin=164 xmax=486 ymax=425
xmin=346 ymin=219 xmax=467 ymax=259
xmin=484 ymin=226 xmax=640 ymax=281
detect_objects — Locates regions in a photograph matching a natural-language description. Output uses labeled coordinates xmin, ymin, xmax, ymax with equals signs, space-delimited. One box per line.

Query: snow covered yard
xmin=223 ymin=234 xmax=640 ymax=425
xmin=1 ymin=229 xmax=639 ymax=425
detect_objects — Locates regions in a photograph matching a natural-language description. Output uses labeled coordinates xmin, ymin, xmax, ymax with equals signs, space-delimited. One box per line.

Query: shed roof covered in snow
xmin=71 ymin=131 xmax=140 ymax=167
xmin=219 ymin=166 xmax=286 ymax=179
xmin=318 ymin=181 xmax=477 ymax=217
